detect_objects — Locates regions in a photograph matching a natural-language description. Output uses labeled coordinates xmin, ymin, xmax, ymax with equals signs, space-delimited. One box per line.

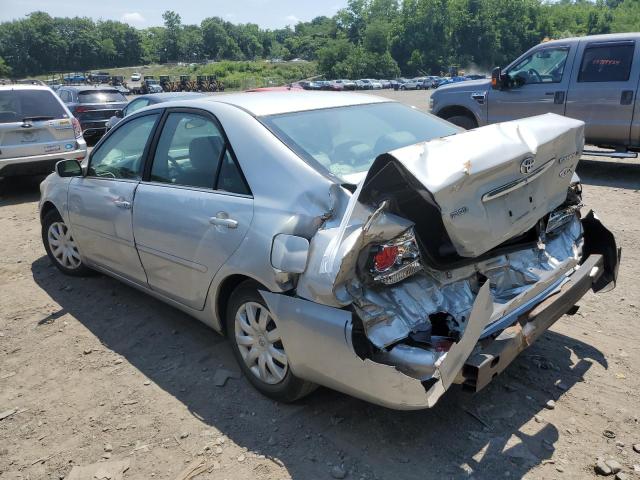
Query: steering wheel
xmin=527 ymin=68 xmax=542 ymax=83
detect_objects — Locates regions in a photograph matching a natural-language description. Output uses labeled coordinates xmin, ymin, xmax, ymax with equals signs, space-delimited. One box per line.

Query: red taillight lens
xmin=74 ymin=106 xmax=88 ymax=113
xmin=71 ymin=117 xmax=83 ymax=139
xmin=374 ymin=245 xmax=399 ymax=272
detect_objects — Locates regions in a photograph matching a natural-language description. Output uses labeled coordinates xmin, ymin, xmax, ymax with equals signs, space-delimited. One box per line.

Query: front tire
xmin=444 ymin=114 xmax=478 ymax=130
xmin=41 ymin=209 xmax=92 ymax=276
xmin=226 ymin=281 xmax=316 ymax=402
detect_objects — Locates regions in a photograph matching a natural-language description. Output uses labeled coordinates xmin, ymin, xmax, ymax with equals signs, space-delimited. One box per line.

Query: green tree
xmin=0 ymin=56 xmax=11 ymax=77
xmin=162 ymin=10 xmax=182 ymax=61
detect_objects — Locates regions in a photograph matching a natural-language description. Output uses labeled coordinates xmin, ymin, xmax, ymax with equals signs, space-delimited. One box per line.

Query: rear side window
xmin=150 ymin=112 xmax=225 ymax=189
xmin=78 ymin=90 xmax=127 ymax=103
xmin=578 ymin=43 xmax=635 ymax=82
xmin=0 ymin=89 xmax=68 ymax=123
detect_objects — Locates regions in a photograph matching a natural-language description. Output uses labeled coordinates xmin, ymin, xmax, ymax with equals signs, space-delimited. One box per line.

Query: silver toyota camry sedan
xmin=39 ymin=91 xmax=620 ymax=409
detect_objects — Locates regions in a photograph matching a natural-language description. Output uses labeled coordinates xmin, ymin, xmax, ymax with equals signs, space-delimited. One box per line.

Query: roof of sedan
xmin=142 ymin=92 xmax=206 ymax=102
xmin=199 ymin=91 xmax=391 ymax=116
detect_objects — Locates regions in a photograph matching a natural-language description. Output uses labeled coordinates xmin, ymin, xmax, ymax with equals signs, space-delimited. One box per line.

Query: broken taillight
xmin=370 ymin=229 xmax=421 ymax=285
xmin=374 ymin=245 xmax=400 ymax=272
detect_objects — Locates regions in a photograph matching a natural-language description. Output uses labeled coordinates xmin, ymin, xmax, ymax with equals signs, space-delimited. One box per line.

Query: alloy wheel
xmin=234 ymin=301 xmax=288 ymax=385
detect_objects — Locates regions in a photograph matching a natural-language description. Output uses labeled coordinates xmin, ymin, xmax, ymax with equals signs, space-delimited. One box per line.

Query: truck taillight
xmin=71 ymin=117 xmax=83 ymax=139
xmin=370 ymin=229 xmax=422 ymax=285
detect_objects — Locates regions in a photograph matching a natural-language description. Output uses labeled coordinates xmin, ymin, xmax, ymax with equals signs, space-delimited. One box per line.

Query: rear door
xmin=0 ymin=88 xmax=75 ymax=160
xmin=488 ymin=44 xmax=575 ymax=123
xmin=565 ymin=39 xmax=639 ymax=146
xmin=133 ymin=108 xmax=253 ymax=310
xmin=67 ymin=112 xmax=160 ymax=283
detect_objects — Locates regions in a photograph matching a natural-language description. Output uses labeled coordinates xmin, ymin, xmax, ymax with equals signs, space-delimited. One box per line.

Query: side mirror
xmin=491 ymin=67 xmax=503 ymax=90
xmin=115 ymin=110 xmax=124 ymax=118
xmin=55 ymin=159 xmax=83 ymax=177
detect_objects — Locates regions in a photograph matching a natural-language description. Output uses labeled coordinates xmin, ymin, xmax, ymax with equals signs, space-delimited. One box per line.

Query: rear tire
xmin=42 ymin=209 xmax=92 ymax=276
xmin=444 ymin=114 xmax=478 ymax=130
xmin=226 ymin=280 xmax=316 ymax=403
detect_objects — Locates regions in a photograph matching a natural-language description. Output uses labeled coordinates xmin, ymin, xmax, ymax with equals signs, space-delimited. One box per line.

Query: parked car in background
xmin=379 ymin=79 xmax=392 ymax=89
xmin=355 ymin=79 xmax=371 ymax=90
xmin=0 ymin=85 xmax=86 ymax=179
xmin=334 ymin=79 xmax=357 ymax=90
xmin=57 ymin=85 xmax=127 ymax=143
xmin=40 ymin=91 xmax=618 ymax=409
xmin=305 ymin=81 xmax=324 ymax=90
xmin=466 ymin=74 xmax=487 ymax=80
xmin=105 ymin=92 xmax=206 ymax=131
xmin=400 ymin=78 xmax=426 ymax=90
xmin=366 ymin=79 xmax=383 ymax=89
xmin=430 ymin=32 xmax=640 ymax=156
xmin=131 ymin=73 xmax=141 ymax=81
xmin=63 ymin=73 xmax=85 ymax=83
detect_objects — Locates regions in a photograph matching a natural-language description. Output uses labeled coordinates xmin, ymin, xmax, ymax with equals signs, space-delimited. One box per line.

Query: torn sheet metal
xmin=260 ymin=281 xmax=493 ymax=410
xmin=259 ymin=290 xmax=431 ymax=409
xmin=347 ymin=214 xmax=583 ymax=348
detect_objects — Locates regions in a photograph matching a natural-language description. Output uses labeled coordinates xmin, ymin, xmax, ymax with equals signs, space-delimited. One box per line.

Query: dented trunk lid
xmin=359 ymin=113 xmax=584 ymax=259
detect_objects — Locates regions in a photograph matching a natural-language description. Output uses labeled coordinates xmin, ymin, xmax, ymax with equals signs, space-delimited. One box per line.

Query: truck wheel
xmin=445 ymin=115 xmax=477 ymax=130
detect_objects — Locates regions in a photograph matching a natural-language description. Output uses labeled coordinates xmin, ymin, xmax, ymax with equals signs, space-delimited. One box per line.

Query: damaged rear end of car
xmin=262 ymin=113 xmax=620 ymax=410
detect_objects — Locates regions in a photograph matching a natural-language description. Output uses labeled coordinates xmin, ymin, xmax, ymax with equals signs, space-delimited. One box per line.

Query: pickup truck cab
xmin=431 ymin=33 xmax=640 ymax=153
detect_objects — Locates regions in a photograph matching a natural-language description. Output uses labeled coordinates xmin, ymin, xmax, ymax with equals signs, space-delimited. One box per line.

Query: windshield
xmin=78 ymin=90 xmax=126 ymax=103
xmin=262 ymin=102 xmax=459 ymax=182
xmin=0 ymin=89 xmax=67 ymax=123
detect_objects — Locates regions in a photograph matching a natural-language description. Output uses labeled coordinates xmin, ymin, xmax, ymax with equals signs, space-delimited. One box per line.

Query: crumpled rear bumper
xmin=458 ymin=253 xmax=606 ymax=392
xmin=261 ymin=214 xmax=620 ymax=410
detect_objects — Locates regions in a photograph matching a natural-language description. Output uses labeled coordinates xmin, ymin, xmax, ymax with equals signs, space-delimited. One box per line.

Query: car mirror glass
xmin=55 ymin=159 xmax=83 ymax=177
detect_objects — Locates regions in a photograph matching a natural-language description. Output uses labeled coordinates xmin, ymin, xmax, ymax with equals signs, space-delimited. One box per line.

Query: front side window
xmin=262 ymin=102 xmax=458 ymax=183
xmin=150 ymin=112 xmax=225 ymax=189
xmin=88 ymin=113 xmax=159 ymax=180
xmin=508 ymin=47 xmax=569 ymax=85
xmin=578 ymin=43 xmax=635 ymax=82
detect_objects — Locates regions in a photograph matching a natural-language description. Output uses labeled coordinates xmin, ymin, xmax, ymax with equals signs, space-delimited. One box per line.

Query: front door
xmin=67 ymin=112 xmax=160 ymax=283
xmin=565 ymin=39 xmax=640 ymax=146
xmin=133 ymin=110 xmax=253 ymax=310
xmin=488 ymin=45 xmax=575 ymax=124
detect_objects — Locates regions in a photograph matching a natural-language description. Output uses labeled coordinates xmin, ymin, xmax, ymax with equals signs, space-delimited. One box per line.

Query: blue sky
xmin=0 ymin=0 xmax=349 ymax=29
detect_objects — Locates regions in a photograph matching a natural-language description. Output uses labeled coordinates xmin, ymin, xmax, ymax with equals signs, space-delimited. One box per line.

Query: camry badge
xmin=520 ymin=156 xmax=535 ymax=174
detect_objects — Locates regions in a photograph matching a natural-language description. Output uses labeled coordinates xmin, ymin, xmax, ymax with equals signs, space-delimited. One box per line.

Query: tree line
xmin=0 ymin=0 xmax=638 ymax=79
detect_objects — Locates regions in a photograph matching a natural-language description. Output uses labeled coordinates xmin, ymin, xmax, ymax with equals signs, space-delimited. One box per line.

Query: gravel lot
xmin=1 ymin=90 xmax=639 ymax=480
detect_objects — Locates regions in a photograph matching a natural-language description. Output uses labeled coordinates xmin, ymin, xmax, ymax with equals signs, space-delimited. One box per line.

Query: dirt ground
xmin=1 ymin=90 xmax=639 ymax=480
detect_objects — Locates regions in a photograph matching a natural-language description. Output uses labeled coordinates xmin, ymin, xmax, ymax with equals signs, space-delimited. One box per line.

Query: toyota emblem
xmin=520 ymin=156 xmax=535 ymax=174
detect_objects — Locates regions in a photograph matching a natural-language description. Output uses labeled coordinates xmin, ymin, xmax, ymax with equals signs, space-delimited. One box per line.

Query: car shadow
xmin=0 ymin=175 xmax=45 ymax=206
xmin=31 ymin=256 xmax=607 ymax=479
xmin=577 ymin=157 xmax=640 ymax=190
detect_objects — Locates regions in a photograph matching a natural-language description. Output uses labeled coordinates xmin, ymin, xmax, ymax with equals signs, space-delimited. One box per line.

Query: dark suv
xmin=57 ymin=86 xmax=127 ymax=142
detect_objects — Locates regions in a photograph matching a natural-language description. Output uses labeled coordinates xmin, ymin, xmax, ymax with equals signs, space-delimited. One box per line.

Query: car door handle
xmin=209 ymin=214 xmax=238 ymax=229
xmin=113 ymin=199 xmax=131 ymax=209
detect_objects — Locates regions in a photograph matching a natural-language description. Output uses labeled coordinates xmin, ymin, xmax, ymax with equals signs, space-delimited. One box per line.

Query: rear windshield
xmin=0 ymin=89 xmax=68 ymax=123
xmin=78 ymin=90 xmax=127 ymax=103
xmin=262 ymin=102 xmax=459 ymax=183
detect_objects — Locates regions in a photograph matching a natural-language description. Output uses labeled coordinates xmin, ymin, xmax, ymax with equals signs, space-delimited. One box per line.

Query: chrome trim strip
xmin=481 ymin=159 xmax=555 ymax=202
